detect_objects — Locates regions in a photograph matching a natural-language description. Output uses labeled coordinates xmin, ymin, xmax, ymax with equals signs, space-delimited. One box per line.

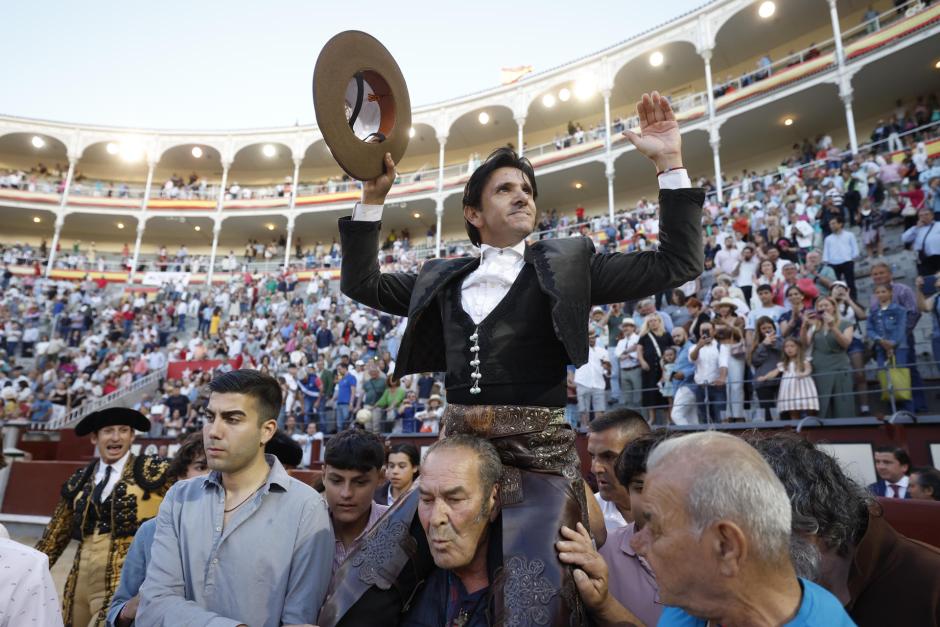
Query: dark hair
xmin=830 ymin=214 xmax=844 ymax=225
xmin=745 ymin=432 xmax=873 ymax=557
xmin=265 ymin=430 xmax=303 ymax=467
xmin=166 ymin=433 xmax=205 ymax=482
xmin=208 ymin=369 xmax=282 ymax=424
xmin=615 ymin=431 xmax=670 ymax=487
xmin=389 ymin=443 xmax=420 ymax=470
xmin=874 ymin=445 xmax=911 ymax=472
xmin=461 ymin=147 xmax=538 ymax=246
xmin=589 ymin=408 xmax=650 ymax=438
xmin=755 ymin=316 xmax=776 ymax=332
xmin=911 ymin=467 xmax=940 ymax=500
xmin=756 ymin=283 xmax=774 ymax=293
xmin=324 ymin=429 xmax=385 ymax=473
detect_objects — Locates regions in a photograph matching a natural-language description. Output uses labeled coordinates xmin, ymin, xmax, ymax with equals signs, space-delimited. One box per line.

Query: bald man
xmin=557 ymin=432 xmax=854 ymax=626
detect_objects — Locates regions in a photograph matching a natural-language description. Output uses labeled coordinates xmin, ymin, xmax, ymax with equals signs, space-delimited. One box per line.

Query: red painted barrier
xmin=2 ymin=460 xmax=86 ymax=516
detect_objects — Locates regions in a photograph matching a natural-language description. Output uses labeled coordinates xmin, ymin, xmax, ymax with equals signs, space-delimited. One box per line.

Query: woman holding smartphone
xmin=749 ymin=316 xmax=783 ymax=421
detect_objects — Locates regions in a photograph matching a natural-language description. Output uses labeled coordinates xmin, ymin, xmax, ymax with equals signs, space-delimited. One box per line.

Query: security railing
xmin=38 ymin=365 xmax=167 ymax=431
xmin=596 ymin=348 xmax=937 ymax=429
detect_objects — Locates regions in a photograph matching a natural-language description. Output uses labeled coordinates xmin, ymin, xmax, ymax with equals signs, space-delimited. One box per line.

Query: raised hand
xmin=362 ymin=152 xmax=397 ymax=205
xmin=623 ymin=91 xmax=683 ymax=172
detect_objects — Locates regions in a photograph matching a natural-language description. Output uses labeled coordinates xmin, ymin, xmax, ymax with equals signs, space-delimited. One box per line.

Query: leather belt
xmin=441 ymin=404 xmax=564 ymax=439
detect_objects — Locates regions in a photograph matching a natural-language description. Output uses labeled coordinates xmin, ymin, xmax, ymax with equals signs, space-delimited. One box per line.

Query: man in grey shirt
xmin=138 ymin=370 xmax=333 ymax=627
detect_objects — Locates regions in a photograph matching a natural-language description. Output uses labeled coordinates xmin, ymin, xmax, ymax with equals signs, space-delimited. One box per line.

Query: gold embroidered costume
xmin=36 ymin=454 xmax=170 ymax=627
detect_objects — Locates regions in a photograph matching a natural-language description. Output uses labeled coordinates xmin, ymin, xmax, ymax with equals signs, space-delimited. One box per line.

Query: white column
xmin=129 ymin=220 xmax=146 ymax=280
xmin=827 ymin=0 xmax=846 ymax=67
xmin=284 ymin=215 xmax=295 ymax=269
xmin=841 ymin=87 xmax=859 ymax=156
xmin=216 ymin=161 xmax=231 ymax=212
xmin=284 ymin=158 xmax=302 ymax=269
xmin=606 ymin=171 xmax=616 ymax=223
xmin=45 ymin=157 xmax=76 ymax=277
xmin=141 ymin=159 xmax=156 ymax=212
xmin=603 ymin=90 xmax=613 ymax=155
xmin=701 ymin=48 xmax=717 ymax=120
xmin=206 ymin=220 xmax=222 ymax=287
xmin=436 ymin=133 xmax=447 ymax=193
xmin=827 ymin=0 xmax=857 ymax=154
xmin=130 ymin=159 xmax=157 ymax=281
xmin=435 ymin=196 xmax=444 ymax=258
xmin=45 ymin=214 xmax=65 ymax=278
xmin=288 ymin=158 xmax=301 ymax=211
xmin=710 ymin=126 xmax=723 ymax=203
xmin=602 ymin=89 xmax=614 ymax=221
xmin=515 ymin=116 xmax=526 ymax=156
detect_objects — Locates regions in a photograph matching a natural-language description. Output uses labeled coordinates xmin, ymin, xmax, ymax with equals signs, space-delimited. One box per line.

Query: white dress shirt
xmin=93 ymin=449 xmax=131 ymax=502
xmin=574 ymin=344 xmax=610 ymax=389
xmin=460 ymin=241 xmax=526 ymax=324
xmin=615 ymin=333 xmax=641 ymax=369
xmin=822 ymin=230 xmax=859 ymax=265
xmin=902 ymin=222 xmax=940 ymax=256
xmin=594 ymin=492 xmax=628 ymax=531
xmin=0 ymin=537 xmax=63 ymax=627
xmin=293 ymin=431 xmax=325 ymax=468
xmin=692 ymin=340 xmax=729 ymax=385
xmin=886 ymin=474 xmax=910 ymax=498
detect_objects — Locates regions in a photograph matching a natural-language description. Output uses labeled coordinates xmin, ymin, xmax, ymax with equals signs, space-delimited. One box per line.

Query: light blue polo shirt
xmin=657 ymin=578 xmax=855 ymax=626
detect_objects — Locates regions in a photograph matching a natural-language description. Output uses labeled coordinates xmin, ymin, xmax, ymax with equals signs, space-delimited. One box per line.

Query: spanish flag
xmin=501 ymin=65 xmax=534 ymax=85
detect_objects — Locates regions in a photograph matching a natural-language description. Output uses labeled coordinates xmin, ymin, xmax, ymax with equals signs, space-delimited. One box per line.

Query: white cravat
xmin=460 ymin=241 xmax=526 ymax=324
xmin=93 ymin=449 xmax=130 ymax=503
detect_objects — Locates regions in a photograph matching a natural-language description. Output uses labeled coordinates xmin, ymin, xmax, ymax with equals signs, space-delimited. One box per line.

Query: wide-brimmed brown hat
xmin=313 ymin=31 xmax=412 ymax=181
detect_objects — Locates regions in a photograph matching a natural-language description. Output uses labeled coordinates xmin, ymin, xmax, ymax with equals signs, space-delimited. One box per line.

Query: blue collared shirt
xmin=138 ymin=455 xmax=334 ymax=627
xmin=902 ymin=222 xmax=940 ymax=256
xmin=107 ymin=518 xmax=157 ymax=627
xmin=822 ymin=230 xmax=859 ymax=265
xmin=672 ymin=341 xmax=696 ymax=389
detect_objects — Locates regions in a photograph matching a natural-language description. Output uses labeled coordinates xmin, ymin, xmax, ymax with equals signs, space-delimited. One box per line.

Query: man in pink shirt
xmin=556 ymin=432 xmax=667 ymax=626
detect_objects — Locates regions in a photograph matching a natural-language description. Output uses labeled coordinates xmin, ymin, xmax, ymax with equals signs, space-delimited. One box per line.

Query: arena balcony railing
xmin=10 ymin=111 xmax=937 ymax=282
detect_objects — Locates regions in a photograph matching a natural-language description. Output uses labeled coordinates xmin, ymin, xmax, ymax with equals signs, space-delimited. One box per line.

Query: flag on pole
xmin=500 ymin=65 xmax=534 ymax=85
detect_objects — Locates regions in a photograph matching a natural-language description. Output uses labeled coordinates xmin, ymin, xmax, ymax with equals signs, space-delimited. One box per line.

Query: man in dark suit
xmin=868 ymin=444 xmax=913 ymax=498
xmin=318 ymin=92 xmax=703 ymax=627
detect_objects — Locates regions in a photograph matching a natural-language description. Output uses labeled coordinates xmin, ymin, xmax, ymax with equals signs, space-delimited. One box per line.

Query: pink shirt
xmin=331 ymin=501 xmax=389 ymax=572
xmin=598 ymin=522 xmax=662 ymax=627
